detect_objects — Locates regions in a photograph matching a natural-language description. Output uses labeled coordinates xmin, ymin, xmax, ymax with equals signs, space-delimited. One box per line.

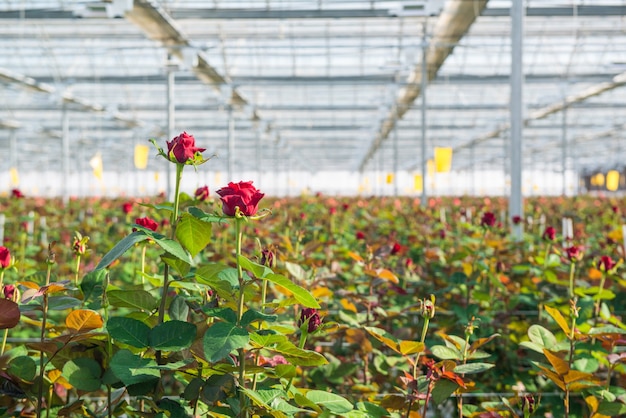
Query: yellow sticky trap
xmin=9 ymin=167 xmax=19 ymax=186
xmin=134 ymin=144 xmax=150 ymax=169
xmin=414 ymin=174 xmax=423 ymax=192
xmin=606 ymin=170 xmax=619 ymax=191
xmin=434 ymin=147 xmax=453 ymax=173
xmin=386 ymin=173 xmax=394 ymax=184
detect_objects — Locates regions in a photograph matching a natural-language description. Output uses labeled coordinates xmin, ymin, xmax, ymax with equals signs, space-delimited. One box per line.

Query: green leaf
xmin=269 ymin=341 xmax=328 ymax=366
xmin=80 ymin=269 xmax=107 ymax=309
xmin=107 ymin=289 xmax=158 ymax=311
xmin=589 ymin=326 xmax=626 ymax=335
xmin=168 ymin=296 xmax=189 ymax=321
xmin=306 ymin=390 xmax=353 ymax=414
xmin=527 ymin=324 xmax=557 ymax=349
xmin=109 ymin=349 xmax=160 ymax=386
xmin=176 ymin=212 xmax=212 ymax=257
xmin=8 ymin=356 xmax=37 ymax=381
xmin=271 ymin=398 xmax=310 ymax=415
xmin=95 ymin=231 xmax=149 ymax=271
xmin=202 ymin=307 xmax=237 ymax=323
xmin=47 ymin=296 xmax=82 ymax=311
xmin=62 ymin=358 xmax=102 ymax=391
xmin=201 ymin=373 xmax=236 ymax=404
xmin=597 ymin=401 xmax=626 ymax=416
xmin=203 ymin=322 xmax=249 ymax=362
xmin=430 ymin=345 xmax=463 ymax=361
xmin=431 ymin=379 xmax=459 ymax=404
xmin=453 ymin=362 xmax=494 ymax=374
xmin=149 ymin=320 xmax=196 ymax=351
xmin=142 ymin=230 xmax=192 ymax=264
xmin=240 ymin=388 xmax=283 ymax=409
xmin=157 ymin=399 xmax=187 ymax=418
xmin=107 ymin=317 xmax=151 ymax=348
xmin=240 ymin=309 xmax=277 ymax=327
xmin=285 ymin=261 xmax=307 ymax=281
xmin=161 ymin=252 xmax=191 ymax=277
xmin=237 ymin=255 xmax=272 ymax=278
xmin=188 ymin=207 xmax=230 ymax=224
xmin=573 ymin=357 xmax=599 ymax=373
xmin=356 ymin=401 xmax=389 ymax=418
xmin=265 ymin=273 xmax=320 ymax=308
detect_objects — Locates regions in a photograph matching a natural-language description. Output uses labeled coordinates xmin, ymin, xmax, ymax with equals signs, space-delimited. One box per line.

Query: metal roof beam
xmin=356 ymin=0 xmax=489 ymax=171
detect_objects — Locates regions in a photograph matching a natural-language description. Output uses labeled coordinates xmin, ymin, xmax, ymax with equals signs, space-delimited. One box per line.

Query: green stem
xmin=251 ymin=278 xmax=269 ymax=391
xmin=74 ymin=255 xmax=81 ymax=286
xmin=594 ymin=273 xmax=607 ymax=319
xmin=140 ymin=245 xmax=147 ymax=285
xmin=234 ymin=218 xmax=247 ymax=417
xmin=0 ymin=271 xmax=7 ymax=356
xmin=568 ymin=262 xmax=576 ymax=299
xmin=36 ymin=264 xmax=52 ymax=418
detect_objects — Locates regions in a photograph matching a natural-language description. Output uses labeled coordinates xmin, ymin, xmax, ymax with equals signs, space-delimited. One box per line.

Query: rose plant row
xmin=0 ymin=132 xmax=624 ymax=418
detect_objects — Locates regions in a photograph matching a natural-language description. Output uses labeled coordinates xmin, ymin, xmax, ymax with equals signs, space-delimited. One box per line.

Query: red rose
xmin=565 ymin=245 xmax=583 ymax=262
xmin=598 ymin=255 xmax=615 ymax=272
xmin=355 ymin=231 xmax=366 ymax=240
xmin=135 ymin=217 xmax=158 ymax=232
xmin=329 ymin=207 xmax=337 ymax=215
xmin=512 ymin=215 xmax=522 ymax=225
xmin=391 ymin=242 xmax=403 ymax=255
xmin=194 ymin=185 xmax=209 ymax=201
xmin=122 ymin=202 xmax=133 ymax=215
xmin=0 ymin=246 xmax=11 ymax=269
xmin=481 ymin=211 xmax=496 ymax=227
xmin=216 ymin=181 xmax=265 ymax=217
xmin=3 ymin=284 xmax=15 ymax=300
xmin=11 ymin=189 xmax=23 ymax=199
xmin=166 ymin=132 xmax=206 ymax=164
xmin=542 ymin=226 xmax=556 ymax=241
xmin=298 ymin=308 xmax=322 ymax=333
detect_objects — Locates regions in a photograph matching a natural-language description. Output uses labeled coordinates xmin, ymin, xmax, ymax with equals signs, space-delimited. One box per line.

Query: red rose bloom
xmin=11 ymin=189 xmax=24 ymax=199
xmin=166 ymin=131 xmax=206 ymax=164
xmin=298 ymin=308 xmax=322 ymax=333
xmin=391 ymin=242 xmax=403 ymax=255
xmin=355 ymin=231 xmax=366 ymax=240
xmin=512 ymin=215 xmax=522 ymax=225
xmin=543 ymin=226 xmax=556 ymax=241
xmin=194 ymin=185 xmax=210 ymax=201
xmin=597 ymin=255 xmax=616 ymax=272
xmin=216 ymin=181 xmax=265 ymax=217
xmin=481 ymin=211 xmax=496 ymax=227
xmin=0 ymin=246 xmax=11 ymax=269
xmin=329 ymin=207 xmax=337 ymax=215
xmin=135 ymin=217 xmax=158 ymax=232
xmin=122 ymin=202 xmax=133 ymax=215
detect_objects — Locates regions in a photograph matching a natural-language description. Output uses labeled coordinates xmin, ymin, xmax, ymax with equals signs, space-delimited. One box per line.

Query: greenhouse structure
xmin=2 ymin=2 xmax=626 ymax=418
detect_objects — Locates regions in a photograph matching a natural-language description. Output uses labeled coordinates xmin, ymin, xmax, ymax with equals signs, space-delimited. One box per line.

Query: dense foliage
xmin=0 ymin=139 xmax=625 ymax=418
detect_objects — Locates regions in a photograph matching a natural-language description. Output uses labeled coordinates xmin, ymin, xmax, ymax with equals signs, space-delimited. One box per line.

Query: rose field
xmin=0 ymin=135 xmax=625 ymax=418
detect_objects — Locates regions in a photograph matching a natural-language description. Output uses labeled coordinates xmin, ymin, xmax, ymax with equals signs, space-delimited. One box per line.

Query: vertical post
xmin=561 ymin=102 xmax=568 ymax=196
xmin=9 ymin=130 xmax=17 ymax=176
xmin=227 ymin=104 xmax=235 ymax=181
xmin=62 ymin=104 xmax=70 ymax=204
xmin=470 ymin=145 xmax=475 ymax=196
xmin=509 ymin=0 xmax=524 ymax=240
xmin=420 ymin=23 xmax=428 ymax=208
xmin=254 ymin=118 xmax=262 ymax=188
xmin=166 ymin=63 xmax=175 ymax=200
xmin=393 ymin=105 xmax=399 ymax=197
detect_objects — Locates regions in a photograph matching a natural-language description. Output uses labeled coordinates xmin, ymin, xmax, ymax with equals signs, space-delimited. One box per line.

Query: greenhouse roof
xmin=1 ymin=0 xmax=626 ymax=195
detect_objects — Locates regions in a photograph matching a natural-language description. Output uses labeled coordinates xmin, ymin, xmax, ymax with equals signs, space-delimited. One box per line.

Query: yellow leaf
xmin=347 ymin=251 xmax=364 ymax=263
xmin=376 ymin=269 xmax=399 ymax=284
xmin=312 ymin=287 xmax=332 ymax=298
xmin=65 ymin=309 xmax=104 ymax=334
xmin=18 ymin=281 xmax=40 ymax=289
xmin=564 ymin=370 xmax=600 ymax=385
xmin=463 ymin=263 xmax=473 ymax=276
xmin=537 ymin=365 xmax=566 ymax=390
xmin=49 ymin=369 xmax=72 ymax=389
xmin=542 ymin=348 xmax=569 ymax=376
xmin=544 ymin=305 xmax=571 ymax=335
xmin=340 ymin=298 xmax=358 ymax=313
xmin=398 ymin=341 xmax=425 ymax=356
xmin=588 ymin=268 xmax=603 ymax=280
xmin=42 ymin=283 xmax=66 ymax=294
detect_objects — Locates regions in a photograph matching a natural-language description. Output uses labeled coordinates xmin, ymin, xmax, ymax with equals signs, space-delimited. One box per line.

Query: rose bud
xmin=166 ymin=131 xmax=206 ymax=164
xmin=0 ymin=246 xmax=11 ymax=269
xmin=298 ymin=308 xmax=322 ymax=333
xmin=542 ymin=226 xmax=556 ymax=241
xmin=480 ymin=211 xmax=496 ymax=227
xmin=72 ymin=234 xmax=89 ymax=256
xmin=194 ymin=185 xmax=210 ymax=202
xmin=355 ymin=231 xmax=366 ymax=240
xmin=512 ymin=215 xmax=522 ymax=225
xmin=134 ymin=217 xmax=159 ymax=232
xmin=3 ymin=284 xmax=16 ymax=300
xmin=261 ymin=248 xmax=276 ymax=269
xmin=216 ymin=181 xmax=265 ymax=217
xmin=597 ymin=255 xmax=616 ymax=272
xmin=565 ymin=245 xmax=583 ymax=262
xmin=122 ymin=202 xmax=133 ymax=215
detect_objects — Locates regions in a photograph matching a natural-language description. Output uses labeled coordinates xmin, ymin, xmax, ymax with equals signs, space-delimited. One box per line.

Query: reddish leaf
xmin=0 ymin=299 xmax=20 ymax=329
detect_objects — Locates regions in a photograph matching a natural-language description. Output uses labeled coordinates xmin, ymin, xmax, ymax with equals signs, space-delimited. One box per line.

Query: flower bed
xmin=0 ymin=133 xmax=625 ymax=418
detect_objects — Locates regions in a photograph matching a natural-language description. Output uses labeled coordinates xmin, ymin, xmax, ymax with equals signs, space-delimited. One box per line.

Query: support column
xmin=393 ymin=105 xmax=399 ymax=197
xmin=62 ymin=104 xmax=70 ymax=204
xmin=420 ymin=24 xmax=428 ymax=208
xmin=166 ymin=64 xmax=175 ymax=200
xmin=227 ymin=105 xmax=235 ymax=181
xmin=561 ymin=102 xmax=568 ymax=196
xmin=509 ymin=0 xmax=524 ymax=240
